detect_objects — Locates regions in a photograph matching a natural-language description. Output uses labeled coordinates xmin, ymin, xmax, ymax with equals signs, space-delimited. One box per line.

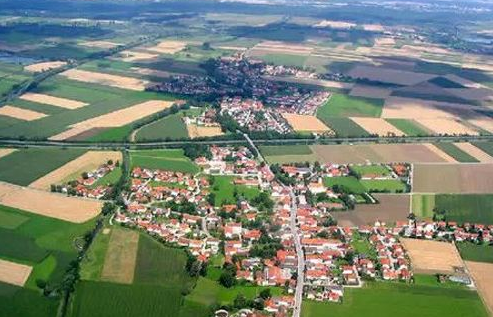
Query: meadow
xmin=350 ymin=165 xmax=390 ymax=177
xmin=457 ymin=243 xmax=493 ymax=264
xmin=323 ymin=176 xmax=366 ymax=194
xmin=433 ymin=194 xmax=493 ymax=224
xmin=0 ymin=148 xmax=86 ymax=186
xmin=130 ymin=149 xmax=199 ymax=174
xmin=386 ymin=119 xmax=430 ymax=136
xmin=302 ymin=281 xmax=488 ymax=317
xmin=472 ymin=142 xmax=493 ymax=157
xmin=434 ymin=143 xmax=479 ymax=163
xmin=259 ymin=144 xmax=313 ymax=157
xmin=0 ymin=282 xmax=59 ymax=317
xmin=135 ymin=109 xmax=202 ymax=141
xmin=211 ymin=175 xmax=261 ymax=207
xmin=360 ymin=179 xmax=407 ymax=193
xmin=317 ymin=93 xmax=384 ymax=117
xmin=317 ymin=117 xmax=370 ymax=137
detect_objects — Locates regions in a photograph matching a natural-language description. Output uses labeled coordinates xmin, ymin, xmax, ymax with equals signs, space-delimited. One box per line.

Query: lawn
xmin=386 ymin=119 xmax=430 ymax=136
xmin=91 ymin=167 xmax=122 ymax=188
xmin=0 ymin=148 xmax=86 ymax=186
xmin=130 ymin=149 xmax=199 ymax=174
xmin=323 ymin=176 xmax=366 ymax=194
xmin=211 ymin=175 xmax=261 ymax=207
xmin=85 ymin=125 xmax=134 ymax=142
xmin=434 ymin=143 xmax=479 ymax=163
xmin=433 ymin=194 xmax=493 ymax=224
xmin=302 ymin=281 xmax=488 ymax=317
xmin=350 ymin=165 xmax=390 ymax=177
xmin=317 ymin=93 xmax=384 ymax=117
xmin=457 ymin=243 xmax=493 ymax=263
xmin=360 ymin=179 xmax=407 ymax=193
xmin=135 ymin=111 xmax=192 ymax=141
xmin=411 ymin=194 xmax=435 ymax=218
xmin=259 ymin=145 xmax=313 ymax=156
xmin=80 ymin=229 xmax=112 ymax=281
xmin=318 ymin=117 xmax=370 ymax=137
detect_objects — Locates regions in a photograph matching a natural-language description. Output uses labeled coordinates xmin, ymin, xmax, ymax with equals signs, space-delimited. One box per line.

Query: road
xmin=243 ymin=133 xmax=305 ymax=317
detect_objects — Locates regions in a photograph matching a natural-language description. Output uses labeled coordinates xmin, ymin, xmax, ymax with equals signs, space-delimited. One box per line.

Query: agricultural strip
xmin=0 ymin=148 xmax=16 ymax=159
xmin=433 ymin=143 xmax=479 ymax=162
xmin=472 ymin=142 xmax=493 ymax=156
xmin=0 ymin=259 xmax=32 ymax=286
xmin=466 ymin=261 xmax=493 ymax=316
xmin=29 ymin=151 xmax=122 ymax=190
xmin=415 ymin=118 xmax=479 ymax=136
xmin=413 ymin=164 xmax=493 ymax=193
xmin=187 ymin=124 xmax=224 ymax=139
xmin=385 ymin=119 xmax=430 ymax=136
xmin=24 ymin=61 xmax=67 ymax=73
xmin=317 ymin=117 xmax=370 ymax=137
xmin=100 ymin=228 xmax=139 ymax=284
xmin=458 ymin=244 xmax=493 ymax=264
xmin=0 ymin=182 xmax=102 ymax=223
xmin=317 ymin=93 xmax=384 ymax=117
xmin=411 ymin=194 xmax=436 ymax=219
xmin=60 ymin=69 xmax=151 ymax=91
xmin=19 ymin=93 xmax=88 ymax=109
xmin=401 ymin=239 xmax=463 ymax=274
xmin=350 ymin=117 xmax=405 ymax=136
xmin=348 ymin=65 xmax=434 ymax=85
xmin=0 ymin=105 xmax=47 ymax=121
xmin=453 ymin=142 xmax=493 ymax=162
xmin=282 ymin=113 xmax=331 ymax=132
xmin=130 ymin=149 xmax=199 ymax=173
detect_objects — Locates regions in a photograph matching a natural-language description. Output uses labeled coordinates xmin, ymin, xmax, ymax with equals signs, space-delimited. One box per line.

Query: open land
xmin=0 ymin=259 xmax=32 ymax=287
xmin=145 ymin=40 xmax=187 ymax=54
xmin=415 ymin=118 xmax=479 ymax=135
xmin=19 ymin=93 xmax=89 ymax=109
xmin=282 ymin=113 xmax=331 ymax=132
xmin=29 ymin=151 xmax=122 ymax=190
xmin=466 ymin=261 xmax=493 ymax=316
xmin=0 ymin=105 xmax=47 ymax=121
xmin=0 ymin=148 xmax=16 ymax=159
xmin=348 ymin=65 xmax=434 ymax=86
xmin=453 ymin=142 xmax=493 ymax=162
xmin=116 ymin=50 xmax=160 ymax=62
xmin=433 ymin=143 xmax=479 ymax=163
xmin=24 ymin=61 xmax=67 ymax=73
xmin=350 ymin=117 xmax=405 ymax=136
xmin=401 ymin=239 xmax=463 ymax=274
xmin=349 ymin=84 xmax=392 ymax=99
xmin=186 ymin=124 xmax=224 ymax=139
xmin=100 ymin=228 xmax=139 ymax=285
xmin=60 ymin=69 xmax=151 ymax=91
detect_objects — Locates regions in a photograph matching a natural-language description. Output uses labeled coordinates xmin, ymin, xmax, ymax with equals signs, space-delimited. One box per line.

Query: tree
xmin=259 ymin=288 xmax=271 ymax=300
xmin=233 ymin=294 xmax=247 ymax=309
xmin=219 ymin=271 xmax=236 ymax=288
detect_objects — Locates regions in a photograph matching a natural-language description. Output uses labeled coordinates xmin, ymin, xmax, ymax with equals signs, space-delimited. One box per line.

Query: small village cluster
xmin=113 ymin=145 xmax=487 ymax=316
xmin=50 ymin=160 xmax=118 ymax=199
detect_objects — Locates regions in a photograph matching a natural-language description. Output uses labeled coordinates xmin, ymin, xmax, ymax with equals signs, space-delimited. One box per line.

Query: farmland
xmin=433 ymin=143 xmax=479 ymax=163
xmin=135 ymin=111 xmax=190 ymax=141
xmin=458 ymin=244 xmax=493 ymax=263
xmin=130 ymin=149 xmax=199 ymax=173
xmin=317 ymin=93 xmax=384 ymax=118
xmin=385 ymin=119 xmax=430 ymax=136
xmin=323 ymin=176 xmax=366 ymax=194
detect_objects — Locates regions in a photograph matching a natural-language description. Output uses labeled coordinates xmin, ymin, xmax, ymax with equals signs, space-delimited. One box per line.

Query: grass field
xmin=323 ymin=176 xmax=366 ymax=194
xmin=302 ymin=281 xmax=488 ymax=317
xmin=434 ymin=143 xmax=479 ymax=163
xmin=412 ymin=194 xmax=436 ymax=218
xmin=130 ymin=149 xmax=199 ymax=174
xmin=350 ymin=165 xmax=390 ymax=177
xmin=317 ymin=93 xmax=384 ymax=117
xmin=0 ymin=148 xmax=86 ymax=186
xmin=386 ymin=119 xmax=430 ymax=136
xmin=433 ymin=194 xmax=493 ymax=224
xmin=317 ymin=117 xmax=370 ymax=137
xmin=0 ymin=282 xmax=59 ymax=317
xmin=360 ymin=179 xmax=407 ymax=192
xmin=259 ymin=145 xmax=313 ymax=157
xmin=211 ymin=175 xmax=261 ymax=207
xmin=135 ymin=110 xmax=198 ymax=141
xmin=472 ymin=142 xmax=493 ymax=157
xmin=258 ymin=53 xmax=307 ymax=68
xmin=457 ymin=243 xmax=493 ymax=263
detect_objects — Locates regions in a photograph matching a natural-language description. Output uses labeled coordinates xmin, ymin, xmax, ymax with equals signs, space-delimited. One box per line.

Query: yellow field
xmin=145 ymin=40 xmax=187 ymax=54
xmin=0 ymin=105 xmax=47 ymax=121
xmin=116 ymin=50 xmax=159 ymax=62
xmin=20 ymin=93 xmax=88 ymax=109
xmin=0 ymin=259 xmax=32 ymax=287
xmin=466 ymin=261 xmax=493 ymax=316
xmin=186 ymin=124 xmax=224 ymax=139
xmin=416 ymin=118 xmax=479 ymax=135
xmin=351 ymin=117 xmax=405 ymax=136
xmin=282 ymin=113 xmax=332 ymax=132
xmin=100 ymin=228 xmax=139 ymax=284
xmin=61 ymin=69 xmax=151 ymax=91
xmin=453 ymin=142 xmax=493 ymax=162
xmin=401 ymin=239 xmax=463 ymax=274
xmin=24 ymin=61 xmax=67 ymax=73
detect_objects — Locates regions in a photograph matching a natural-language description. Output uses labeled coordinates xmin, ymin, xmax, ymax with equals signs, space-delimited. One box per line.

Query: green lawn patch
xmin=457 ymin=243 xmax=493 ymax=263
xmin=135 ymin=110 xmax=193 ymax=141
xmin=360 ymin=179 xmax=407 ymax=193
xmin=259 ymin=53 xmax=307 ymax=68
xmin=259 ymin=145 xmax=313 ymax=156
xmin=323 ymin=176 xmax=366 ymax=194
xmin=0 ymin=148 xmax=86 ymax=186
xmin=130 ymin=149 xmax=199 ymax=174
xmin=386 ymin=119 xmax=430 ymax=136
xmin=211 ymin=175 xmax=261 ymax=207
xmin=411 ymin=194 xmax=435 ymax=218
xmin=317 ymin=93 xmax=384 ymax=117
xmin=80 ymin=229 xmax=112 ymax=281
xmin=434 ymin=143 xmax=479 ymax=163
xmin=350 ymin=165 xmax=390 ymax=177
xmin=318 ymin=117 xmax=370 ymax=137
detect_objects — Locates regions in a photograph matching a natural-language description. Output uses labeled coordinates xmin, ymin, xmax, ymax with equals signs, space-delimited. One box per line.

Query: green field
xmin=0 ymin=148 xmax=86 ymax=186
xmin=386 ymin=119 xmax=430 ymax=136
xmin=130 ymin=149 xmax=199 ymax=174
xmin=428 ymin=76 xmax=465 ymax=88
xmin=136 ymin=110 xmax=196 ymax=141
xmin=350 ymin=165 xmax=390 ymax=177
xmin=457 ymin=243 xmax=493 ymax=263
xmin=434 ymin=143 xmax=479 ymax=162
xmin=360 ymin=179 xmax=407 ymax=193
xmin=0 ymin=282 xmax=59 ymax=317
xmin=471 ymin=142 xmax=493 ymax=156
xmin=259 ymin=144 xmax=313 ymax=156
xmin=323 ymin=176 xmax=366 ymax=194
xmin=317 ymin=93 xmax=384 ymax=117
xmin=412 ymin=194 xmax=436 ymax=218
xmin=258 ymin=53 xmax=307 ymax=67
xmin=211 ymin=175 xmax=261 ymax=207
xmin=318 ymin=117 xmax=370 ymax=137
xmin=303 ymin=282 xmax=488 ymax=317
xmin=433 ymin=194 xmax=493 ymax=224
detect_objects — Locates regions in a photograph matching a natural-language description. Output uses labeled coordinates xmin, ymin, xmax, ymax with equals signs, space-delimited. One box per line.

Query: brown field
xmin=469 ymin=118 xmax=493 ymax=133
xmin=0 ymin=105 xmax=47 ymax=121
xmin=350 ymin=117 xmax=406 ymax=136
xmin=79 ymin=40 xmax=121 ymax=49
xmin=186 ymin=124 xmax=224 ymax=139
xmin=61 ymin=69 xmax=151 ymax=91
xmin=24 ymin=61 xmax=67 ymax=73
xmin=348 ymin=65 xmax=434 ymax=86
xmin=116 ymin=50 xmax=159 ymax=62
xmin=333 ymin=194 xmax=410 ymax=227
xmin=20 ymin=93 xmax=89 ymax=109
xmin=413 ymin=163 xmax=493 ymax=193
xmin=145 ymin=40 xmax=187 ymax=54
xmin=0 ymin=182 xmax=102 ymax=223
xmin=453 ymin=142 xmax=493 ymax=162
xmin=0 ymin=148 xmax=16 ymax=159
xmin=423 ymin=144 xmax=457 ymax=162
xmin=349 ymin=84 xmax=392 ymax=99
xmin=466 ymin=261 xmax=493 ymax=316
xmin=282 ymin=113 xmax=332 ymax=132
xmin=381 ymin=96 xmax=474 ymax=119
xmin=373 ymin=37 xmax=396 ymax=46
xmin=49 ymin=100 xmax=174 ymax=140
xmin=251 ymin=41 xmax=314 ymax=55
xmin=415 ymin=118 xmax=479 ymax=135
xmin=29 ymin=151 xmax=122 ymax=190
xmin=0 ymin=259 xmax=32 ymax=287
xmin=401 ymin=239 xmax=463 ymax=274
xmin=100 ymin=228 xmax=139 ymax=284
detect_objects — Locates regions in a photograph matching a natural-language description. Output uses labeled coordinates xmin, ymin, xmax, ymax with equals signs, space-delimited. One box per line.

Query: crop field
xmin=385 ymin=119 xmax=430 ymax=136
xmin=302 ymin=281 xmax=488 ymax=317
xmin=187 ymin=124 xmax=224 ymax=139
xmin=0 ymin=259 xmax=32 ymax=286
xmin=323 ymin=176 xmax=366 ymax=194
xmin=0 ymin=148 xmax=86 ymax=186
xmin=0 ymin=105 xmax=47 ymax=121
xmin=466 ymin=261 xmax=493 ymax=316
xmin=333 ymin=194 xmax=410 ymax=227
xmin=24 ymin=61 xmax=67 ymax=73
xmin=413 ymin=164 xmax=493 ymax=193
xmin=472 ymin=142 xmax=493 ymax=156
xmin=351 ymin=117 xmax=405 ymax=136
xmin=19 ymin=93 xmax=89 ymax=109
xmin=260 ymin=144 xmax=313 ymax=157
xmin=258 ymin=53 xmax=308 ymax=67
xmin=100 ymin=228 xmax=139 ymax=284
xmin=0 ymin=282 xmax=59 ymax=317
xmin=350 ymin=165 xmax=390 ymax=177
xmin=317 ymin=117 xmax=370 ymax=137
xmin=282 ymin=113 xmax=331 ymax=133
xmin=415 ymin=118 xmax=479 ymax=136
xmin=211 ymin=176 xmax=261 ymax=207
xmin=401 ymin=239 xmax=463 ymax=274
xmin=453 ymin=142 xmax=493 ymax=162
xmin=349 ymin=84 xmax=392 ymax=99
xmin=317 ymin=93 xmax=384 ymax=117
xmin=431 ymin=194 xmax=493 ymax=224
xmin=136 ymin=112 xmax=189 ymax=141
xmin=411 ymin=194 xmax=436 ymax=218
xmin=130 ymin=149 xmax=199 ymax=173
xmin=458 ymin=244 xmax=493 ymax=263
xmin=433 ymin=143 xmax=479 ymax=162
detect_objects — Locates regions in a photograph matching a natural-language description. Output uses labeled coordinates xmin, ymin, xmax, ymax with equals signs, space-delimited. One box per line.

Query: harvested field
xmin=413 ymin=164 xmax=493 ymax=193
xmin=251 ymin=41 xmax=314 ymax=55
xmin=0 ymin=259 xmax=32 ymax=286
xmin=374 ymin=37 xmax=395 ymax=46
xmin=469 ymin=117 xmax=493 ymax=134
xmin=381 ymin=97 xmax=458 ymax=119
xmin=350 ymin=117 xmax=405 ymax=136
xmin=362 ymin=24 xmax=384 ymax=32
xmin=117 ymin=50 xmax=159 ymax=62
xmin=453 ymin=143 xmax=493 ymax=162
xmin=333 ymin=194 xmax=410 ymax=227
xmin=415 ymin=118 xmax=479 ymax=135
xmin=466 ymin=261 xmax=493 ymax=316
xmin=61 ymin=69 xmax=151 ymax=91
xmin=0 ymin=148 xmax=16 ymax=159
xmin=348 ymin=65 xmax=433 ymax=86
xmin=282 ymin=113 xmax=332 ymax=132
xmin=311 ymin=143 xmax=450 ymax=164
xmin=29 ymin=151 xmax=122 ymax=190
xmin=49 ymin=100 xmax=175 ymax=141
xmin=423 ymin=144 xmax=457 ymax=162
xmin=19 ymin=93 xmax=89 ymax=109
xmin=79 ymin=41 xmax=121 ymax=49
xmin=186 ymin=124 xmax=224 ymax=139
xmin=0 ymin=182 xmax=102 ymax=223
xmin=349 ymin=84 xmax=392 ymax=99
xmin=0 ymin=105 xmax=47 ymax=121
xmin=24 ymin=61 xmax=67 ymax=73
xmin=100 ymin=228 xmax=139 ymax=284
xmin=401 ymin=239 xmax=463 ymax=274
xmin=145 ymin=40 xmax=187 ymax=54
